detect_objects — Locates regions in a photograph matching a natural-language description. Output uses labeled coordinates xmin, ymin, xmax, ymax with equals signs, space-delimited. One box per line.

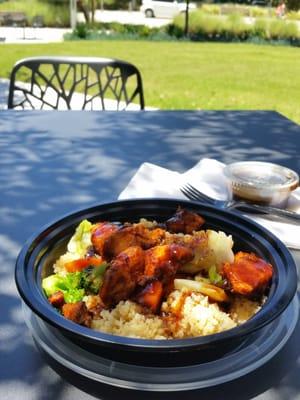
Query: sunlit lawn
xmin=0 ymin=40 xmax=300 ymax=124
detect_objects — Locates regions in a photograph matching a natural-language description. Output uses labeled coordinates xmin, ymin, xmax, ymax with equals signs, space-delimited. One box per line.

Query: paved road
xmin=77 ymin=10 xmax=171 ymax=27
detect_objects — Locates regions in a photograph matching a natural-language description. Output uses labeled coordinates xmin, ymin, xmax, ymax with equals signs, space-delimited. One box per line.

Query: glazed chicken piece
xmin=100 ymin=243 xmax=193 ymax=311
xmin=135 ymin=280 xmax=163 ymax=314
xmin=48 ymin=290 xmax=65 ymax=308
xmin=135 ymin=244 xmax=194 ymax=312
xmin=100 ymin=246 xmax=145 ymax=307
xmin=144 ymin=244 xmax=194 ymax=284
xmin=166 ymin=208 xmax=205 ymax=234
xmin=103 ymin=224 xmax=165 ymax=260
xmin=91 ymin=222 xmax=119 ymax=257
xmin=222 ymin=251 xmax=273 ymax=297
xmin=62 ymin=301 xmax=92 ymax=327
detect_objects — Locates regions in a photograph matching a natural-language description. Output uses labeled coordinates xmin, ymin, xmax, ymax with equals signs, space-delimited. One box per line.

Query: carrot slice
xmin=65 ymin=257 xmax=103 ymax=272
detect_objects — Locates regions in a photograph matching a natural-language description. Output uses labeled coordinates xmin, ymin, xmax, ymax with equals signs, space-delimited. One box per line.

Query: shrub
xmin=102 ymin=0 xmax=131 ymax=10
xmin=173 ymin=10 xmax=253 ymax=41
xmin=268 ymin=19 xmax=299 ymax=39
xmin=250 ymin=6 xmax=269 ymax=18
xmin=65 ymin=21 xmax=175 ymax=42
xmin=220 ymin=4 xmax=251 ymax=16
xmin=189 ymin=12 xmax=226 ymax=37
xmin=173 ymin=10 xmax=226 ymax=38
xmin=225 ymin=14 xmax=253 ymax=39
xmin=74 ymin=23 xmax=91 ymax=39
xmin=171 ymin=7 xmax=300 ymax=43
xmin=200 ymin=4 xmax=221 ymax=15
xmin=165 ymin=23 xmax=184 ymax=38
xmin=252 ymin=18 xmax=269 ymax=39
xmin=283 ymin=21 xmax=300 ymax=38
xmin=65 ymin=7 xmax=300 ymax=46
xmin=286 ymin=10 xmax=300 ymax=19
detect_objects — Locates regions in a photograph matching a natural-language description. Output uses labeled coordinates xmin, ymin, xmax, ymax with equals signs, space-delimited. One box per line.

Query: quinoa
xmin=91 ymin=300 xmax=168 ymax=339
xmin=91 ymin=289 xmax=244 ymax=339
xmin=162 ymin=289 xmax=237 ymax=338
xmin=230 ymin=296 xmax=261 ymax=324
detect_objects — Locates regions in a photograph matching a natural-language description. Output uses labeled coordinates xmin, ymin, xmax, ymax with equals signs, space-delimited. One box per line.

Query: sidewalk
xmin=0 ymin=27 xmax=71 ymax=44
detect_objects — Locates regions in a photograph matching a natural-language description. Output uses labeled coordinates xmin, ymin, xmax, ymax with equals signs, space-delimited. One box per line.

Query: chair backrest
xmin=8 ymin=56 xmax=145 ymax=110
xmin=32 ymin=15 xmax=44 ymax=28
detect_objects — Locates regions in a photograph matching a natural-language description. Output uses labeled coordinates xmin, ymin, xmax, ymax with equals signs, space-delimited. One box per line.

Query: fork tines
xmin=180 ymin=184 xmax=215 ymax=204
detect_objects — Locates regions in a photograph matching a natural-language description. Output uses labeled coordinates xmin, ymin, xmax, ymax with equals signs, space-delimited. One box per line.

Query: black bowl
xmin=15 ymin=199 xmax=297 ymax=367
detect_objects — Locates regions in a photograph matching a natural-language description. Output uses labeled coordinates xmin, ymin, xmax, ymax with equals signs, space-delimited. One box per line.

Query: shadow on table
xmin=2 ymin=109 xmax=299 ymax=295
xmin=1 ymin=109 xmax=300 ymax=399
xmin=0 ymin=294 xmax=71 ymax=398
xmin=1 ymin=111 xmax=300 ymax=245
xmin=0 ymin=79 xmax=9 ymax=109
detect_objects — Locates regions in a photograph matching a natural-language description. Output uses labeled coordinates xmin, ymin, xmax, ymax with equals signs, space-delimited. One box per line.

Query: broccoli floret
xmin=42 ymin=274 xmax=65 ymax=297
xmin=63 ymin=287 xmax=85 ymax=303
xmin=42 ymin=260 xmax=108 ymax=304
xmin=42 ymin=272 xmax=85 ymax=303
xmin=81 ymin=263 xmax=108 ymax=294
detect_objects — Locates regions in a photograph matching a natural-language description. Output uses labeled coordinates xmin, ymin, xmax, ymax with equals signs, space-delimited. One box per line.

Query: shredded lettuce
xmin=208 ymin=265 xmax=223 ymax=285
xmin=67 ymin=219 xmax=93 ymax=258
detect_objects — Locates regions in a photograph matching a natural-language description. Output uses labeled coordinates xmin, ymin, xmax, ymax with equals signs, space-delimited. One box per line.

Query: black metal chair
xmin=8 ymin=56 xmax=145 ymax=110
xmin=32 ymin=15 xmax=44 ymax=28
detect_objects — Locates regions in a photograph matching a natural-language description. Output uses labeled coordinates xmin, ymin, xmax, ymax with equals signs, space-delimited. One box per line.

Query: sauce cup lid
xmin=224 ymin=161 xmax=299 ymax=192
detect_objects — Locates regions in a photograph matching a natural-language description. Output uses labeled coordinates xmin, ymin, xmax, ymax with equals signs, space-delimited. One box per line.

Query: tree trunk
xmin=184 ymin=0 xmax=190 ymax=37
xmin=90 ymin=0 xmax=96 ymax=24
xmin=77 ymin=0 xmax=90 ymax=23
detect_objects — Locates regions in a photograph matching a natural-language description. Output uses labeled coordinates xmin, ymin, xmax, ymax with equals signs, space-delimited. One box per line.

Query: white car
xmin=140 ymin=0 xmax=197 ymax=19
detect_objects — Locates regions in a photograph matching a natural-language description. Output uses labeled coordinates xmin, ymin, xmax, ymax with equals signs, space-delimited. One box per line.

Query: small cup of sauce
xmin=224 ymin=161 xmax=299 ymax=208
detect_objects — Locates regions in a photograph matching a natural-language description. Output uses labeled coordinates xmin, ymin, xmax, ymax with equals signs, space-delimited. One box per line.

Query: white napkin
xmin=118 ymin=159 xmax=300 ymax=249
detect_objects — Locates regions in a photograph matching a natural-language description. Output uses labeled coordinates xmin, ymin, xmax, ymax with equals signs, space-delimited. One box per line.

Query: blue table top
xmin=0 ymin=110 xmax=299 ymax=400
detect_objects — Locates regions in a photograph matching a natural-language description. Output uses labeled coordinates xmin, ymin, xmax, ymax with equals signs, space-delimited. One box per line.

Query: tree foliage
xmin=76 ymin=0 xmax=137 ymax=23
xmin=101 ymin=0 xmax=133 ymax=10
xmin=285 ymin=0 xmax=300 ymax=11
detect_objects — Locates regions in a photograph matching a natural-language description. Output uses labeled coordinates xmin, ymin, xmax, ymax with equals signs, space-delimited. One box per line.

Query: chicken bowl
xmin=15 ymin=199 xmax=297 ymax=366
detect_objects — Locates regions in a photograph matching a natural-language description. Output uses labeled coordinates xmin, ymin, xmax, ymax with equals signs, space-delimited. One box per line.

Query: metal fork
xmin=180 ymin=183 xmax=300 ymax=222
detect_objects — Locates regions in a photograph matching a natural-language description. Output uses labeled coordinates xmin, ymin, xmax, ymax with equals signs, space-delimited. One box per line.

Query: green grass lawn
xmin=1 ymin=40 xmax=300 ymax=124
